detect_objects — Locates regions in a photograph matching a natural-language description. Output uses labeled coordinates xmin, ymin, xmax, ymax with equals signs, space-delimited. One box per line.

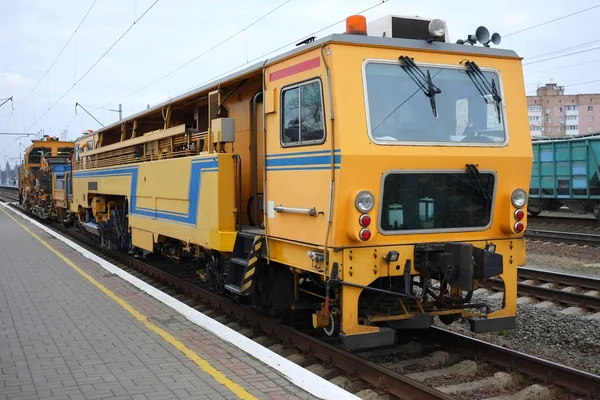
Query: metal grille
xmin=208 ymin=91 xmax=220 ymax=128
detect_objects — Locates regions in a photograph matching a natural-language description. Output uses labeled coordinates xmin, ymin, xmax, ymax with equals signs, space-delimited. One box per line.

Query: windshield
xmin=364 ymin=62 xmax=506 ymax=145
xmin=380 ymin=172 xmax=495 ymax=232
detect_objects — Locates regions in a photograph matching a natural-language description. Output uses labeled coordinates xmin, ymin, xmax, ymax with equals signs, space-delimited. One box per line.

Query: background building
xmin=527 ymin=83 xmax=600 ymax=138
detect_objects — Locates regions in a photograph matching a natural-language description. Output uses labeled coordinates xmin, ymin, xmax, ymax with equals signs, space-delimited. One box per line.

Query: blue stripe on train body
xmin=71 ymin=149 xmax=342 ymax=225
xmin=266 ymin=149 xmax=341 ymax=171
xmin=73 ymin=158 xmax=217 ymax=226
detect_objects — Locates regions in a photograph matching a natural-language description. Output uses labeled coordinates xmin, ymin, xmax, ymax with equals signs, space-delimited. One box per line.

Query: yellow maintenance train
xmin=18 ymin=136 xmax=74 ymax=220
xmin=28 ymin=14 xmax=532 ymax=350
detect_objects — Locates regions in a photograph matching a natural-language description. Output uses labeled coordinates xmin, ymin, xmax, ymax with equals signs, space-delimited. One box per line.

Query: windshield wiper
xmin=399 ymin=56 xmax=442 ymax=117
xmin=466 ymin=163 xmax=492 ymax=204
xmin=462 ymin=60 xmax=502 ymax=124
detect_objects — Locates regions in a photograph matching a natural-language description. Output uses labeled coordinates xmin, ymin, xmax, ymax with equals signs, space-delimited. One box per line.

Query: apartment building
xmin=527 ymin=83 xmax=600 ymax=138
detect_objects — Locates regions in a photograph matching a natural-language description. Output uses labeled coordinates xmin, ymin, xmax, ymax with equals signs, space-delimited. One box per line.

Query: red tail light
xmin=514 ymin=222 xmax=525 ymax=233
xmin=514 ymin=209 xmax=525 ymax=221
xmin=359 ymin=228 xmax=371 ymax=241
xmin=359 ymin=214 xmax=371 ymax=227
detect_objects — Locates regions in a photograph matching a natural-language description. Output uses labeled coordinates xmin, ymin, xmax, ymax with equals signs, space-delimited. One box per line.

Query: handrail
xmin=232 ymin=154 xmax=243 ymax=229
xmin=273 ymin=205 xmax=317 ymax=216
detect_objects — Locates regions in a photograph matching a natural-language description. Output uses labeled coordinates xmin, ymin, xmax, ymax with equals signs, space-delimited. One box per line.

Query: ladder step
xmin=231 ymin=257 xmax=249 ymax=267
xmin=238 ymin=231 xmax=260 ymax=239
xmin=225 ymin=284 xmax=241 ymax=295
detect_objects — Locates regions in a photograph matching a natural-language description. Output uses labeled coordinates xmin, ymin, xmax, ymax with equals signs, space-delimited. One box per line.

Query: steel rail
xmin=488 ymin=268 xmax=600 ymax=311
xmin=426 ymin=327 xmax=600 ymax=396
xmin=525 ymin=229 xmax=600 ymax=246
xmin=0 ymin=187 xmax=19 ymax=202
xmin=10 ymin=204 xmax=600 ymax=398
xmin=488 ymin=280 xmax=600 ymax=311
xmin=518 ymin=267 xmax=600 ymax=291
xmin=528 ymin=215 xmax=598 ymax=227
xmin=31 ymin=211 xmax=450 ymax=400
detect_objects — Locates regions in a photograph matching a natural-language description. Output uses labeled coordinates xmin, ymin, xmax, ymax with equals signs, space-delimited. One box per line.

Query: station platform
xmin=0 ymin=205 xmax=341 ymax=400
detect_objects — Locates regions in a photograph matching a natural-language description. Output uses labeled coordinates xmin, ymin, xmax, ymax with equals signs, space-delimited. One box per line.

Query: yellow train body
xmin=18 ymin=137 xmax=74 ymax=219
xmin=66 ymin=15 xmax=532 ymax=350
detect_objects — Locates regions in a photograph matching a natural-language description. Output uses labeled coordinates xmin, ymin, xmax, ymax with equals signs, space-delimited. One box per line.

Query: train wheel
xmin=252 ymin=263 xmax=293 ymax=323
xmin=323 ymin=308 xmax=340 ymax=337
xmin=528 ymin=210 xmax=540 ymax=217
xmin=593 ymin=206 xmax=600 ymax=222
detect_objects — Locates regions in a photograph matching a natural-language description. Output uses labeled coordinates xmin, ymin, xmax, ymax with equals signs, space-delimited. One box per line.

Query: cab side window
xmin=281 ymin=80 xmax=325 ymax=146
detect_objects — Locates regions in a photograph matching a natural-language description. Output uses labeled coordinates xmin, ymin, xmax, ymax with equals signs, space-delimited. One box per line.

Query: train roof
xmin=24 ymin=138 xmax=74 ymax=152
xmin=76 ymin=32 xmax=520 ymax=141
xmin=532 ymin=132 xmax=600 ymax=142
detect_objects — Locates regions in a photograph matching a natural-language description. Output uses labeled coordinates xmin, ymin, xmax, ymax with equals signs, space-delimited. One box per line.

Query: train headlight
xmin=511 ymin=188 xmax=527 ymax=208
xmin=355 ymin=191 xmax=375 ymax=213
xmin=428 ymin=19 xmax=446 ymax=38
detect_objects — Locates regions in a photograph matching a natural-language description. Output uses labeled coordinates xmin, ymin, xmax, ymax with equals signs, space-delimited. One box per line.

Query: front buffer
xmin=320 ymin=241 xmax=516 ymax=351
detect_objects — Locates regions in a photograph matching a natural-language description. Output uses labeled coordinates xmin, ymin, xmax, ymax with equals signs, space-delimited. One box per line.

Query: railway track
xmin=8 ymin=204 xmax=600 ymax=399
xmin=525 ymin=228 xmax=600 ymax=247
xmin=528 ymin=215 xmax=598 ymax=227
xmin=487 ymin=267 xmax=600 ymax=312
xmin=0 ymin=186 xmax=18 ymax=202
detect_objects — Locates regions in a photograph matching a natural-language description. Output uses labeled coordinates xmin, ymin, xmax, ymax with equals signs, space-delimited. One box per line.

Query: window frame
xmin=377 ymin=169 xmax=498 ymax=235
xmin=362 ymin=59 xmax=509 ymax=147
xmin=279 ymin=78 xmax=326 ymax=148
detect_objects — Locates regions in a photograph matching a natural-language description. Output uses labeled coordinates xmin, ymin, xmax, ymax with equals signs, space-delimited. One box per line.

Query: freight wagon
xmin=529 ymin=133 xmax=600 ymax=220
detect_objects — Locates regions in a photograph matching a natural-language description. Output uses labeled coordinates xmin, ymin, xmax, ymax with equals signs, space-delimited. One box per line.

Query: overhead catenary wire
xmin=505 ymin=5 xmax=600 ymax=88
xmin=105 ymin=0 xmax=389 ymax=116
xmin=504 ymin=4 xmax=600 ymax=37
xmin=103 ymin=0 xmax=293 ymax=107
xmin=564 ymin=78 xmax=600 ymax=88
xmin=525 ymin=39 xmax=600 ymax=61
xmin=13 ymin=0 xmax=98 ymax=112
xmin=526 ymin=77 xmax=600 ymax=95
xmin=523 ymin=45 xmax=600 ymax=66
xmin=24 ymin=0 xmax=160 ymax=133
xmin=525 ymin=58 xmax=600 ymax=76
xmin=0 ymin=97 xmax=13 ymax=110
xmin=165 ymin=0 xmax=389 ymax=105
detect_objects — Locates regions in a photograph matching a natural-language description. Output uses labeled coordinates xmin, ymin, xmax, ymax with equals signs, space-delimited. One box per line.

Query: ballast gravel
xmin=437 ymin=239 xmax=600 ymax=375
xmin=439 ymin=298 xmax=600 ymax=374
xmin=526 ymin=240 xmax=600 ymax=278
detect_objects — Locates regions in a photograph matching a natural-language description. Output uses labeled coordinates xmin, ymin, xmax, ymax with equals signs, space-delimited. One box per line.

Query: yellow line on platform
xmin=0 ymin=207 xmax=258 ymax=400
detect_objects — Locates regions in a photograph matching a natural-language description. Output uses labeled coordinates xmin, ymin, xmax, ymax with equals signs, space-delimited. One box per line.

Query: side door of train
xmin=264 ymin=52 xmax=334 ymax=247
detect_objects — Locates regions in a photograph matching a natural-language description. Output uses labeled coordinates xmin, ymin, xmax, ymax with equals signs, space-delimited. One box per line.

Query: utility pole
xmin=109 ymin=104 xmax=122 ymax=120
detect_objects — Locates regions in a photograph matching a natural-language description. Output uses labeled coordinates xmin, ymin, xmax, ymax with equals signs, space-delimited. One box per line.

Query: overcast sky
xmin=1 ymin=0 xmax=599 ymax=164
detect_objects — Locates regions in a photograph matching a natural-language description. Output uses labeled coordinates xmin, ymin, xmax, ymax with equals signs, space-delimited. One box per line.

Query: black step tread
xmin=238 ymin=231 xmax=264 ymax=240
xmin=231 ymin=257 xmax=249 ymax=267
xmin=224 ymin=284 xmax=241 ymax=294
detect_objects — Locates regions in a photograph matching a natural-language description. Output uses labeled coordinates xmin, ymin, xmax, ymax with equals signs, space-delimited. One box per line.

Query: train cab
xmin=19 ymin=136 xmax=74 ymax=219
xmin=66 ymin=14 xmax=531 ymax=350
